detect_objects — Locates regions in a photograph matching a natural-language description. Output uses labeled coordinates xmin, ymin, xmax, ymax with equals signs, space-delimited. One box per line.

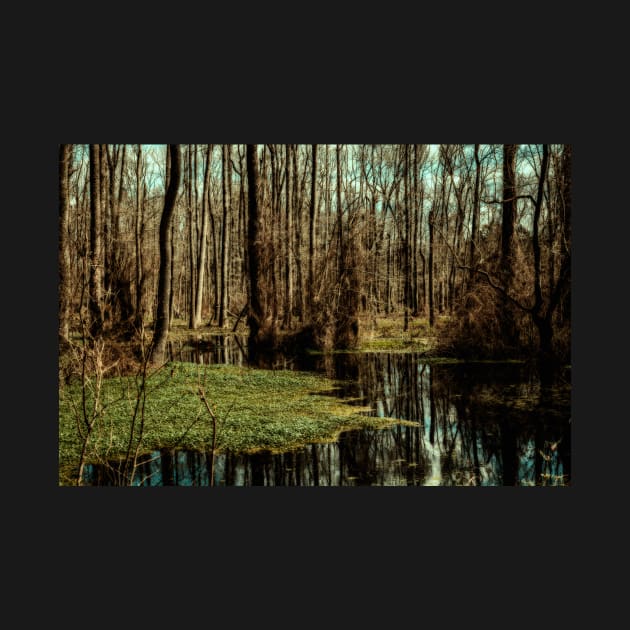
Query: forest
xmin=58 ymin=144 xmax=572 ymax=487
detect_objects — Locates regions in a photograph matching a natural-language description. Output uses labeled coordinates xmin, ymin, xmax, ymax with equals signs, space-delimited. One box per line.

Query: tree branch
xmin=481 ymin=194 xmax=537 ymax=206
xmin=457 ymin=264 xmax=534 ymax=313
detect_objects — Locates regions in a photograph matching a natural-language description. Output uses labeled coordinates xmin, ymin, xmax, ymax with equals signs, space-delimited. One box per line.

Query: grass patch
xmin=357 ymin=314 xmax=441 ymax=354
xmin=165 ymin=318 xmax=242 ymax=342
xmin=358 ymin=337 xmax=433 ymax=353
xmin=58 ymin=362 xmax=415 ymax=486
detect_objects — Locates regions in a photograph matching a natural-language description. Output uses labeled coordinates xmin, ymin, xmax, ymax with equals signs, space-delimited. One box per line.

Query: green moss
xmin=58 ymin=362 xmax=414 ymax=486
xmin=358 ymin=338 xmax=433 ymax=353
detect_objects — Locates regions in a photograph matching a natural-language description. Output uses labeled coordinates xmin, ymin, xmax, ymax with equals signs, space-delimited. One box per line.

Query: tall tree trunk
xmin=411 ymin=145 xmax=419 ymax=316
xmin=283 ymin=144 xmax=293 ymax=329
xmin=308 ymin=144 xmax=318 ymax=317
xmin=193 ymin=144 xmax=212 ymax=328
xmin=88 ymin=144 xmax=104 ymax=338
xmin=246 ymin=145 xmax=272 ymax=355
xmin=209 ymin=202 xmax=219 ymax=325
xmin=428 ymin=199 xmax=435 ymax=328
xmin=134 ymin=145 xmax=145 ymax=329
xmin=336 ymin=144 xmax=343 ymax=281
xmin=334 ymin=144 xmax=359 ymax=349
xmin=469 ymin=143 xmax=481 ymax=284
xmin=188 ymin=146 xmax=197 ymax=328
xmin=105 ymin=145 xmax=133 ymax=329
xmin=59 ymin=144 xmax=72 ymax=341
xmin=531 ymin=144 xmax=554 ymax=364
xmin=117 ymin=145 xmax=126 ymax=234
xmin=151 ymin=145 xmax=181 ymax=365
xmin=560 ymin=144 xmax=572 ymax=328
xmin=238 ymin=148 xmax=248 ymax=298
xmin=99 ymin=144 xmax=110 ymax=325
xmin=500 ymin=144 xmax=518 ymax=350
xmin=403 ymin=145 xmax=410 ymax=332
xmin=267 ymin=145 xmax=279 ymax=327
xmin=385 ymin=233 xmax=391 ymax=315
xmin=169 ymin=220 xmax=176 ymax=328
xmin=219 ymin=144 xmax=231 ymax=328
xmin=294 ymin=145 xmax=306 ymax=323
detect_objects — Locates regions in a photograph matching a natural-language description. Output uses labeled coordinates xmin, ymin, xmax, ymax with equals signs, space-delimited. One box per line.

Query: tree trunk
xmin=246 ymin=145 xmax=272 ymax=356
xmin=294 ymin=145 xmax=306 ymax=323
xmin=411 ymin=145 xmax=419 ymax=315
xmin=334 ymin=144 xmax=359 ymax=349
xmin=531 ymin=144 xmax=555 ymax=365
xmin=469 ymin=143 xmax=481 ymax=284
xmin=106 ymin=145 xmax=134 ymax=330
xmin=88 ymin=144 xmax=104 ymax=338
xmin=428 ymin=204 xmax=435 ymax=328
xmin=267 ymin=145 xmax=279 ymax=327
xmin=308 ymin=144 xmax=318 ymax=317
xmin=193 ymin=144 xmax=212 ymax=328
xmin=59 ymin=144 xmax=72 ymax=341
xmin=403 ymin=145 xmax=410 ymax=332
xmin=151 ymin=145 xmax=181 ymax=365
xmin=99 ymin=144 xmax=110 ymax=325
xmin=188 ymin=145 xmax=197 ymax=328
xmin=219 ymin=144 xmax=231 ymax=328
xmin=500 ymin=144 xmax=518 ymax=350
xmin=134 ymin=145 xmax=145 ymax=329
xmin=560 ymin=145 xmax=572 ymax=327
xmin=283 ymin=144 xmax=293 ymax=329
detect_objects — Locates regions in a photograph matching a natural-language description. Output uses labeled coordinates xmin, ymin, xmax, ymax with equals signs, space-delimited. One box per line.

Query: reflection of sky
xmin=85 ymin=423 xmax=563 ymax=486
xmin=82 ymin=353 xmax=569 ymax=487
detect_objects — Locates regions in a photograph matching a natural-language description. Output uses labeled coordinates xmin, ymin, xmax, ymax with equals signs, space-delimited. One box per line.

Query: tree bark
xmin=59 ymin=144 xmax=72 ymax=341
xmin=308 ymin=144 xmax=318 ymax=317
xmin=151 ymin=145 xmax=181 ymax=365
xmin=187 ymin=145 xmax=197 ymax=328
xmin=469 ymin=143 xmax=481 ymax=284
xmin=134 ymin=145 xmax=145 ymax=329
xmin=219 ymin=144 xmax=231 ymax=328
xmin=283 ymin=144 xmax=293 ymax=329
xmin=193 ymin=144 xmax=212 ymax=328
xmin=334 ymin=144 xmax=359 ymax=349
xmin=88 ymin=144 xmax=104 ymax=338
xmin=294 ymin=145 xmax=306 ymax=323
xmin=531 ymin=144 xmax=554 ymax=362
xmin=403 ymin=145 xmax=410 ymax=332
xmin=500 ymin=144 xmax=518 ymax=349
xmin=246 ymin=145 xmax=272 ymax=356
xmin=428 ymin=201 xmax=435 ymax=327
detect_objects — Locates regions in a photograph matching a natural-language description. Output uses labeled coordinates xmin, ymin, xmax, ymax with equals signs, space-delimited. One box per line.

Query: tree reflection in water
xmin=84 ymin=350 xmax=570 ymax=486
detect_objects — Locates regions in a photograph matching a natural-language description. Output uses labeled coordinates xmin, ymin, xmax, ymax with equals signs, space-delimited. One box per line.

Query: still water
xmin=83 ymin=336 xmax=571 ymax=486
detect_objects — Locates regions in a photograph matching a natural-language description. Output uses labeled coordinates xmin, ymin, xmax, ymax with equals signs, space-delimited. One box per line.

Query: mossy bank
xmin=58 ymin=362 xmax=416 ymax=486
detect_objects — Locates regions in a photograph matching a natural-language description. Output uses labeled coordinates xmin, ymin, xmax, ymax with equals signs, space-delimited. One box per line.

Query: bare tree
xmin=246 ymin=144 xmax=274 ymax=355
xmin=500 ymin=144 xmax=518 ymax=348
xmin=151 ymin=145 xmax=181 ymax=365
xmin=192 ymin=144 xmax=212 ymax=329
xmin=219 ymin=144 xmax=231 ymax=328
xmin=59 ymin=144 xmax=72 ymax=342
xmin=134 ymin=145 xmax=146 ymax=329
xmin=308 ymin=144 xmax=318 ymax=316
xmin=88 ymin=144 xmax=104 ymax=338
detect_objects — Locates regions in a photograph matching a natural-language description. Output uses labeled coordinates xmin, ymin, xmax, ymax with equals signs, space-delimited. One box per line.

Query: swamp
xmin=58 ymin=144 xmax=571 ymax=487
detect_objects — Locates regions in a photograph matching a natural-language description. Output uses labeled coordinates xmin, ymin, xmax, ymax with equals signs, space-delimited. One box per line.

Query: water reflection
xmin=168 ymin=335 xmax=248 ymax=367
xmin=84 ymin=350 xmax=571 ymax=486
